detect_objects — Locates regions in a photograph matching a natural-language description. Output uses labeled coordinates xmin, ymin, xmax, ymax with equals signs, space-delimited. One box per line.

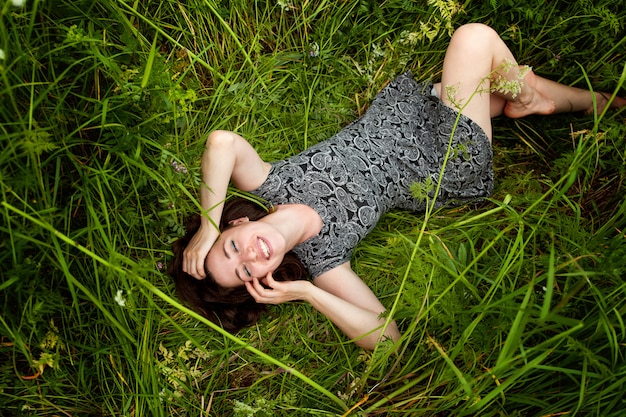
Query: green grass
xmin=1 ymin=0 xmax=625 ymax=416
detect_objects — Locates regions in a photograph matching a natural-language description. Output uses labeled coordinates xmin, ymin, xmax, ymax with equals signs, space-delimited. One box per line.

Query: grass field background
xmin=1 ymin=0 xmax=625 ymax=415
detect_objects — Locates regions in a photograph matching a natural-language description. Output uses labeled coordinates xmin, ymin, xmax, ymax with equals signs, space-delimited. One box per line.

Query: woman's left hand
xmin=245 ymin=273 xmax=311 ymax=305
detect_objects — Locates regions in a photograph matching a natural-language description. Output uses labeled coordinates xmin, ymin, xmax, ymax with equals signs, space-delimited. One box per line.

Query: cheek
xmin=206 ymin=252 xmax=228 ymax=285
xmin=267 ymin=255 xmax=285 ymax=273
xmin=213 ymin=269 xmax=241 ymax=288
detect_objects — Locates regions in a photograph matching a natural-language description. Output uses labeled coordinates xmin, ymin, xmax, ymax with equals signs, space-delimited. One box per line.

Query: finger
xmin=252 ymin=277 xmax=277 ymax=302
xmin=251 ymin=276 xmax=267 ymax=293
xmin=245 ymin=281 xmax=264 ymax=303
xmin=263 ymin=272 xmax=277 ymax=286
xmin=182 ymin=254 xmax=195 ymax=277
xmin=244 ymin=281 xmax=255 ymax=296
xmin=259 ymin=271 xmax=277 ymax=289
xmin=183 ymin=251 xmax=196 ymax=276
xmin=194 ymin=259 xmax=206 ymax=279
xmin=184 ymin=262 xmax=195 ymax=278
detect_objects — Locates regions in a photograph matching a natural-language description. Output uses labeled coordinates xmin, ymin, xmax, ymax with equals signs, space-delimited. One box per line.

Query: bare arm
xmin=183 ymin=130 xmax=271 ymax=279
xmin=246 ymin=262 xmax=400 ymax=350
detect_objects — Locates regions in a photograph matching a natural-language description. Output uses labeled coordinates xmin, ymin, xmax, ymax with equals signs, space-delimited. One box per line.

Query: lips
xmin=257 ymin=237 xmax=271 ymax=260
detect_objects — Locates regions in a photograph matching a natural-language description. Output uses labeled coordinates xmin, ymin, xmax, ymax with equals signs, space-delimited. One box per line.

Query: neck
xmin=260 ymin=204 xmax=322 ymax=249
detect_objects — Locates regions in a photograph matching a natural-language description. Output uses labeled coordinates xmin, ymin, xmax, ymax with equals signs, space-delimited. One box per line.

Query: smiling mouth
xmin=258 ymin=237 xmax=270 ymax=260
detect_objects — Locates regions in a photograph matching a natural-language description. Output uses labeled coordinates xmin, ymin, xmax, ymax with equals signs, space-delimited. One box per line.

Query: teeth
xmin=259 ymin=238 xmax=270 ymax=259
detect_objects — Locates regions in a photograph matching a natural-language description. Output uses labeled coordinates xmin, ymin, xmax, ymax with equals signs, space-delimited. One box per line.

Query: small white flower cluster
xmin=32 ymin=320 xmax=66 ymax=375
xmin=399 ymin=30 xmax=421 ymax=46
xmin=156 ymin=341 xmax=211 ymax=401
xmin=308 ymin=42 xmax=319 ymax=58
xmin=337 ymin=376 xmax=361 ymax=401
xmin=114 ymin=289 xmax=127 ymax=307
xmin=490 ymin=61 xmax=532 ymax=99
xmin=354 ymin=42 xmax=388 ymax=84
xmin=371 ymin=43 xmax=386 ymax=59
xmin=233 ymin=399 xmax=272 ymax=417
xmin=276 ymin=0 xmax=292 ymax=12
xmin=444 ymin=83 xmax=464 ymax=110
xmin=399 ymin=0 xmax=463 ymax=45
xmin=0 ymin=49 xmax=5 ymax=60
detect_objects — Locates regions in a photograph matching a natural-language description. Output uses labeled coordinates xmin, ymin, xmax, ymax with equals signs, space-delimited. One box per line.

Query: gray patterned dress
xmin=251 ymin=71 xmax=493 ymax=278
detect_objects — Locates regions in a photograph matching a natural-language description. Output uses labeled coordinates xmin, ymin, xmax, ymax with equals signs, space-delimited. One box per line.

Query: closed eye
xmin=231 ymin=241 xmax=251 ymax=280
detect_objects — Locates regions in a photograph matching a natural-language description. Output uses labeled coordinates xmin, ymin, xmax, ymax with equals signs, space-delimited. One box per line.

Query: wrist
xmin=198 ymin=217 xmax=219 ymax=234
xmin=299 ymin=280 xmax=318 ymax=304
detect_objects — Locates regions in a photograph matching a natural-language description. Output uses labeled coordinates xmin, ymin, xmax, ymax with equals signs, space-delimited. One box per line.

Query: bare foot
xmin=585 ymin=92 xmax=626 ymax=115
xmin=503 ymin=70 xmax=556 ymax=118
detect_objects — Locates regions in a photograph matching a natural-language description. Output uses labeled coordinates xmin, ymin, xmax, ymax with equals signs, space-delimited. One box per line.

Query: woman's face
xmin=205 ymin=218 xmax=287 ymax=288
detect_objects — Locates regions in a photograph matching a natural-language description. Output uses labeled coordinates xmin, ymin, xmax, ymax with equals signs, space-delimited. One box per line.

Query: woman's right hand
xmin=182 ymin=130 xmax=270 ymax=280
xmin=182 ymin=226 xmax=218 ymax=279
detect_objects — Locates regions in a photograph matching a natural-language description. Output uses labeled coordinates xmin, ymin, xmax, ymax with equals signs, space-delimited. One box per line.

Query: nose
xmin=242 ymin=245 xmax=257 ymax=262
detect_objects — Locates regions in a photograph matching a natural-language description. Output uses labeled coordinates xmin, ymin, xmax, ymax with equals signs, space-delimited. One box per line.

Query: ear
xmin=228 ymin=216 xmax=250 ymax=226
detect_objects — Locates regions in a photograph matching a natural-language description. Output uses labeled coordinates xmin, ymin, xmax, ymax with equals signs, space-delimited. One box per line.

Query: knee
xmin=451 ymin=23 xmax=499 ymax=47
xmin=206 ymin=129 xmax=235 ymax=148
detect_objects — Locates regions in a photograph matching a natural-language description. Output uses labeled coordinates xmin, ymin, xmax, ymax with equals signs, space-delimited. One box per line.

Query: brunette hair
xmin=168 ymin=198 xmax=308 ymax=332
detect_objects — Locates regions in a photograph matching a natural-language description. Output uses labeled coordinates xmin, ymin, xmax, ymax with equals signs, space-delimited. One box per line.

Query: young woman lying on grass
xmin=169 ymin=23 xmax=625 ymax=350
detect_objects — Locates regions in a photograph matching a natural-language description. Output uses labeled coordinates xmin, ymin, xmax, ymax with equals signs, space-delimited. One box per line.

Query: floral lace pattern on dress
xmin=251 ymin=71 xmax=493 ymax=278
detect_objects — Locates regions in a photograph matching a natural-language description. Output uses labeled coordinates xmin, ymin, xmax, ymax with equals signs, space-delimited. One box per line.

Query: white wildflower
xmin=309 ymin=42 xmax=319 ymax=57
xmin=400 ymin=30 xmax=420 ymax=46
xmin=371 ymin=43 xmax=386 ymax=59
xmin=0 ymin=50 xmax=5 ymax=60
xmin=114 ymin=289 xmax=127 ymax=307
xmin=444 ymin=83 xmax=464 ymax=110
xmin=518 ymin=64 xmax=532 ymax=79
xmin=39 ymin=330 xmax=60 ymax=350
xmin=276 ymin=0 xmax=291 ymax=11
xmin=33 ymin=352 xmax=55 ymax=374
xmin=11 ymin=0 xmax=26 ymax=7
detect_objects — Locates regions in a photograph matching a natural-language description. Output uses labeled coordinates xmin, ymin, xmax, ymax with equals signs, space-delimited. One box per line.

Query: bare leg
xmin=506 ymin=75 xmax=626 ymax=118
xmin=434 ymin=83 xmax=506 ymax=119
xmin=436 ymin=23 xmax=626 ymax=140
xmin=438 ymin=23 xmax=554 ymax=141
xmin=436 ymin=71 xmax=626 ymax=119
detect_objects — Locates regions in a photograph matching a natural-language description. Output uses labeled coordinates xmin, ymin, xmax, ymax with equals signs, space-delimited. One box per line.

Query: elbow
xmin=355 ymin=322 xmax=401 ymax=350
